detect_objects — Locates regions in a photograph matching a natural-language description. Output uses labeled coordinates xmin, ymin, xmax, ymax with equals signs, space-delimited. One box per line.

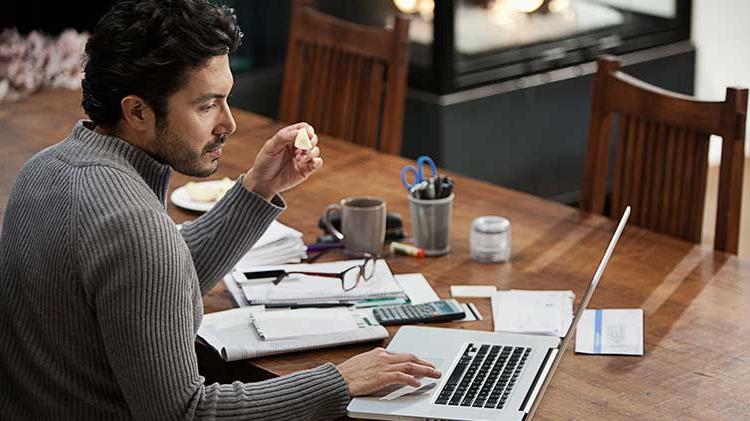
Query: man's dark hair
xmin=81 ymin=0 xmax=243 ymax=128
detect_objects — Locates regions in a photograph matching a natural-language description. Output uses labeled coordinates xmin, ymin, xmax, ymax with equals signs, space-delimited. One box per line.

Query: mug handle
xmin=323 ymin=204 xmax=344 ymax=240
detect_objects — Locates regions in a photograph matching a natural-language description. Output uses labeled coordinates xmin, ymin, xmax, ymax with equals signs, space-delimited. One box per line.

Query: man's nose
xmin=217 ymin=103 xmax=237 ymax=136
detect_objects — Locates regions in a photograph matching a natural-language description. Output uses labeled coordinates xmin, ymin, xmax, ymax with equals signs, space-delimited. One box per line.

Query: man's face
xmin=153 ymin=55 xmax=237 ymax=177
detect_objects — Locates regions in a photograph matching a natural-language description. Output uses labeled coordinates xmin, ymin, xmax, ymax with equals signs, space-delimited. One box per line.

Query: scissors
xmin=400 ymin=155 xmax=437 ymax=192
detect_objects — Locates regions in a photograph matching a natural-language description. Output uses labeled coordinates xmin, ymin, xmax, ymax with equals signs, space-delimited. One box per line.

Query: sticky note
xmin=450 ymin=285 xmax=497 ymax=298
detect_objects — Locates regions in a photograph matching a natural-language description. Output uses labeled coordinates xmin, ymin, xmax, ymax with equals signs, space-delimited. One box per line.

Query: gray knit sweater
xmin=0 ymin=121 xmax=351 ymax=420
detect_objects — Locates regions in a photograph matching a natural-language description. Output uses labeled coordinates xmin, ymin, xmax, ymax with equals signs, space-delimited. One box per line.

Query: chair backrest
xmin=279 ymin=0 xmax=410 ymax=155
xmin=581 ymin=56 xmax=747 ymax=254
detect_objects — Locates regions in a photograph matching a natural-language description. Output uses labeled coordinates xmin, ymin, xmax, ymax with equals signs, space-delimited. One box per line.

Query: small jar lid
xmin=472 ymin=216 xmax=510 ymax=234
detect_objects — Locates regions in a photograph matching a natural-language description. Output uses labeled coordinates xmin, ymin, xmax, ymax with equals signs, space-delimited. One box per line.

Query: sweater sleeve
xmin=76 ymin=168 xmax=350 ymax=420
xmin=179 ymin=175 xmax=285 ymax=295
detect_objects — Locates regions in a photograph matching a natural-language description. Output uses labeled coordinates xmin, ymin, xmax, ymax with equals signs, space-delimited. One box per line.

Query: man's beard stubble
xmin=154 ymin=120 xmax=227 ymax=178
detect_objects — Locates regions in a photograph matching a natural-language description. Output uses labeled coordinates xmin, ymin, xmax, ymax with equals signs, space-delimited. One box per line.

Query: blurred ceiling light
xmin=393 ymin=0 xmax=419 ymax=14
xmin=548 ymin=0 xmax=570 ymax=13
xmin=417 ymin=0 xmax=435 ymax=21
xmin=489 ymin=0 xmax=520 ymax=26
xmin=507 ymin=0 xmax=544 ymax=13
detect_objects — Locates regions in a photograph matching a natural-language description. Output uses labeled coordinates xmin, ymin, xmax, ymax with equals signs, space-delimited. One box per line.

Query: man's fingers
xmin=379 ymin=372 xmax=420 ymax=388
xmin=296 ymin=157 xmax=323 ymax=177
xmin=280 ymin=122 xmax=314 ymax=140
xmin=295 ymin=147 xmax=320 ymax=166
xmin=385 ymin=362 xmax=442 ymax=378
xmin=386 ymin=352 xmax=436 ymax=369
xmin=303 ymin=158 xmax=323 ymax=175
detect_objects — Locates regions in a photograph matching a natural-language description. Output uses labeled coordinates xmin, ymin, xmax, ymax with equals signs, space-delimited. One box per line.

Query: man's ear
xmin=120 ymin=95 xmax=155 ymax=132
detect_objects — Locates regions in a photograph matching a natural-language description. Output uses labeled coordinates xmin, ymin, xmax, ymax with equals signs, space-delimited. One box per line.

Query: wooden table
xmin=2 ymin=90 xmax=750 ymax=420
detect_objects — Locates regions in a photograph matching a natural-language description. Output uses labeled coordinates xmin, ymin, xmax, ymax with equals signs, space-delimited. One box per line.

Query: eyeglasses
xmin=243 ymin=254 xmax=378 ymax=292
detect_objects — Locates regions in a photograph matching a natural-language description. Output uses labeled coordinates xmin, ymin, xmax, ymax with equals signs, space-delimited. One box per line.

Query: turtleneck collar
xmin=65 ymin=120 xmax=173 ymax=206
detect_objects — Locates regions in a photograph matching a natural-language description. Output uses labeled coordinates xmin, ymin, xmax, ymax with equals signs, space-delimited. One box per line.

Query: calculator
xmin=372 ymin=299 xmax=465 ymax=326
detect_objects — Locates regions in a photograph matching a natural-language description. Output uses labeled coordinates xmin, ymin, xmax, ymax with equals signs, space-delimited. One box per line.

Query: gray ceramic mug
xmin=323 ymin=197 xmax=386 ymax=255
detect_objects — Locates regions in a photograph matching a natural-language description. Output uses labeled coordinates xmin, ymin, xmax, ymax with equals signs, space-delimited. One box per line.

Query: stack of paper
xmin=236 ymin=221 xmax=307 ymax=267
xmin=492 ymin=290 xmax=574 ymax=337
xmin=250 ymin=308 xmax=366 ymax=341
xmin=235 ymin=259 xmax=406 ymax=306
xmin=198 ymin=306 xmax=388 ymax=361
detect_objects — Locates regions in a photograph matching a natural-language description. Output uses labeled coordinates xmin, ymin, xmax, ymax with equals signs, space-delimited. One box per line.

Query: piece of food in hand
xmin=185 ymin=177 xmax=235 ymax=202
xmin=294 ymin=127 xmax=313 ymax=150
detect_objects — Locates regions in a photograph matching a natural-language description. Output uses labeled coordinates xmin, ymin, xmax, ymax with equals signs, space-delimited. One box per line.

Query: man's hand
xmin=242 ymin=122 xmax=322 ymax=200
xmin=336 ymin=347 xmax=442 ymax=396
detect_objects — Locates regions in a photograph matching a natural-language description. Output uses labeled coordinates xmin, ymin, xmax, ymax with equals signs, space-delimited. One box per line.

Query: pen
xmin=265 ymin=302 xmax=354 ymax=309
xmin=306 ymin=241 xmax=345 ymax=253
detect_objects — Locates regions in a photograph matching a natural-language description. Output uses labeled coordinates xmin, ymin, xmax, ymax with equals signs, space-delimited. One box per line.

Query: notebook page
xmin=251 ymin=308 xmax=360 ymax=341
xmin=198 ymin=306 xmax=388 ymax=361
xmin=252 ymin=220 xmax=303 ymax=249
xmin=239 ymin=259 xmax=404 ymax=304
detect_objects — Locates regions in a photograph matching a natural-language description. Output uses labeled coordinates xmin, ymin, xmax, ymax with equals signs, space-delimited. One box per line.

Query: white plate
xmin=170 ymin=180 xmax=228 ymax=212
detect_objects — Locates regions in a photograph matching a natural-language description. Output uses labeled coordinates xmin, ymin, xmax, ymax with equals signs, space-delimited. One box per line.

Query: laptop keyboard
xmin=435 ymin=344 xmax=530 ymax=410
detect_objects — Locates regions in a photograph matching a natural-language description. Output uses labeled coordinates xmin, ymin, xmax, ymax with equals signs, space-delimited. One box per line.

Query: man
xmin=0 ymin=1 xmax=440 ymax=419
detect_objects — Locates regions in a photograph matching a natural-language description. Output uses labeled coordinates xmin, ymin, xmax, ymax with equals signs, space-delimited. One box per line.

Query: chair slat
xmin=321 ymin=49 xmax=343 ymax=132
xmin=610 ymin=115 xmax=630 ymax=217
xmin=668 ymin=128 xmax=686 ymax=236
xmin=692 ymin=132 xmax=710 ymax=241
xmin=679 ymin=130 xmax=697 ymax=240
xmin=647 ymin=123 xmax=668 ymax=230
xmin=658 ymin=126 xmax=678 ymax=233
xmin=344 ymin=52 xmax=359 ymax=141
xmin=361 ymin=61 xmax=384 ymax=150
xmin=620 ymin=116 xmax=638 ymax=216
xmin=629 ymin=118 xmax=647 ymax=224
xmin=639 ymin=121 xmax=657 ymax=226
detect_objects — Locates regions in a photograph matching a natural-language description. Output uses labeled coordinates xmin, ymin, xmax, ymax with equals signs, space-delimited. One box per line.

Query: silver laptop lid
xmin=526 ymin=206 xmax=630 ymax=417
xmin=560 ymin=206 xmax=630 ymax=349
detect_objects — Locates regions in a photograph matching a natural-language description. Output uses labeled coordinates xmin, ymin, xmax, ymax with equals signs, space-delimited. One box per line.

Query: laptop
xmin=348 ymin=207 xmax=631 ymax=421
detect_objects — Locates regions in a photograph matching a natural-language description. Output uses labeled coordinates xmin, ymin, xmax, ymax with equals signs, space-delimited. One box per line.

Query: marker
xmin=306 ymin=241 xmax=345 ymax=253
xmin=390 ymin=242 xmax=425 ymax=258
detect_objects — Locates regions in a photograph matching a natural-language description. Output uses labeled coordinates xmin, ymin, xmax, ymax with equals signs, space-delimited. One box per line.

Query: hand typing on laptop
xmin=337 ymin=347 xmax=442 ymax=396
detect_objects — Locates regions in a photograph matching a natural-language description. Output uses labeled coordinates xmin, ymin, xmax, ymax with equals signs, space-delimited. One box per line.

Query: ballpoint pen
xmin=306 ymin=241 xmax=345 ymax=253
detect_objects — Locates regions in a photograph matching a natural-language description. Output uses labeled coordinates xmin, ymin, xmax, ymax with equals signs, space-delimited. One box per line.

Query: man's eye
xmin=201 ymin=104 xmax=217 ymax=112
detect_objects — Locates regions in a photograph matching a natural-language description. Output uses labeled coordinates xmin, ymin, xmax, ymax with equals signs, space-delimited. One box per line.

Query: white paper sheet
xmin=575 ymin=309 xmax=643 ymax=356
xmin=450 ymin=285 xmax=497 ymax=298
xmin=492 ymin=290 xmax=574 ymax=337
xmin=250 ymin=308 xmax=360 ymax=341
xmin=395 ymin=274 xmax=440 ymax=304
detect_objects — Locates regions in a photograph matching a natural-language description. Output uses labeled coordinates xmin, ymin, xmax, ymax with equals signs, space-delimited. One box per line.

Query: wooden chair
xmin=581 ymin=56 xmax=747 ymax=254
xmin=279 ymin=0 xmax=410 ymax=155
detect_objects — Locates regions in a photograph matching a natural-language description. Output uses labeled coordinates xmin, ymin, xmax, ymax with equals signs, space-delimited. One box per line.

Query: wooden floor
xmin=703 ymin=157 xmax=750 ymax=258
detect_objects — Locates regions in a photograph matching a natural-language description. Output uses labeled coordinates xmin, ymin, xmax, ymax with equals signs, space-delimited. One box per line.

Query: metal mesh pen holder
xmin=408 ymin=193 xmax=454 ymax=256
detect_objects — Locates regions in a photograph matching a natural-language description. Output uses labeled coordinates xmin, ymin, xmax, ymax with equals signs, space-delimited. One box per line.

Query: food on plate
xmin=184 ymin=177 xmax=234 ymax=202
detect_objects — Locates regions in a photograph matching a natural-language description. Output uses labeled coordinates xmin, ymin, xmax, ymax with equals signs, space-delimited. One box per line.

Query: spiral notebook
xmin=198 ymin=306 xmax=388 ymax=361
